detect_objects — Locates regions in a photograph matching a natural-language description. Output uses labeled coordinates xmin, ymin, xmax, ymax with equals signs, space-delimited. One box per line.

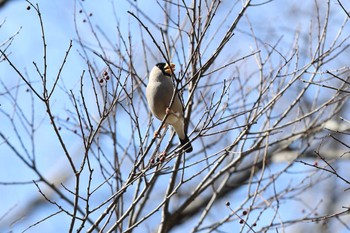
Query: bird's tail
xmin=179 ymin=135 xmax=193 ymax=153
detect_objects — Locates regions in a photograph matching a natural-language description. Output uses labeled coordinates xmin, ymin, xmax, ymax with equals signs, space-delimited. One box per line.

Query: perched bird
xmin=146 ymin=62 xmax=193 ymax=153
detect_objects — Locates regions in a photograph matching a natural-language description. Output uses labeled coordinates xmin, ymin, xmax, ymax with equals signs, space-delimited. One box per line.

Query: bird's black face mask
xmin=156 ymin=62 xmax=175 ymax=76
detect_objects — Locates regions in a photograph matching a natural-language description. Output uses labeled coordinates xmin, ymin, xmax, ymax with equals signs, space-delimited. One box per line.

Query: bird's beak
xmin=164 ymin=63 xmax=175 ymax=75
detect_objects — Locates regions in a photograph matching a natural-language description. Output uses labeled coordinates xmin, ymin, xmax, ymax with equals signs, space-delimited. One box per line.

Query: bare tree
xmin=1 ymin=0 xmax=350 ymax=232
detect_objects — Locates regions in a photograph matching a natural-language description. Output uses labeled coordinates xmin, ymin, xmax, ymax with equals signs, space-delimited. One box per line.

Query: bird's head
xmin=156 ymin=62 xmax=175 ymax=76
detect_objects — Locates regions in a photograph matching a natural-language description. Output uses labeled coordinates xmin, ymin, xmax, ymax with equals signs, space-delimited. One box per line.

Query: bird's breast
xmin=146 ymin=81 xmax=174 ymax=120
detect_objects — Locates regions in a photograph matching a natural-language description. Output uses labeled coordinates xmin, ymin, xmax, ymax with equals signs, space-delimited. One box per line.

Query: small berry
xmin=242 ymin=210 xmax=248 ymax=215
xmin=253 ymin=223 xmax=257 ymax=227
xmin=239 ymin=219 xmax=244 ymax=224
xmin=225 ymin=201 xmax=230 ymax=206
xmin=26 ymin=6 xmax=31 ymax=10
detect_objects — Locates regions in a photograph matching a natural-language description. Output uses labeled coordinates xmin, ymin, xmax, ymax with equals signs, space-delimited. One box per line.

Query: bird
xmin=146 ymin=62 xmax=193 ymax=153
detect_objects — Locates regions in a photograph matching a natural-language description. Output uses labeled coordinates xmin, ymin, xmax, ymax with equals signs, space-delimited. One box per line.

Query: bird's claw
xmin=166 ymin=107 xmax=180 ymax=119
xmin=165 ymin=107 xmax=171 ymax=115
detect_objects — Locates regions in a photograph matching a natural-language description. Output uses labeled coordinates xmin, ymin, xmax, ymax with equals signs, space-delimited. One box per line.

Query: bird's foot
xmin=166 ymin=107 xmax=180 ymax=118
xmin=165 ymin=107 xmax=171 ymax=115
